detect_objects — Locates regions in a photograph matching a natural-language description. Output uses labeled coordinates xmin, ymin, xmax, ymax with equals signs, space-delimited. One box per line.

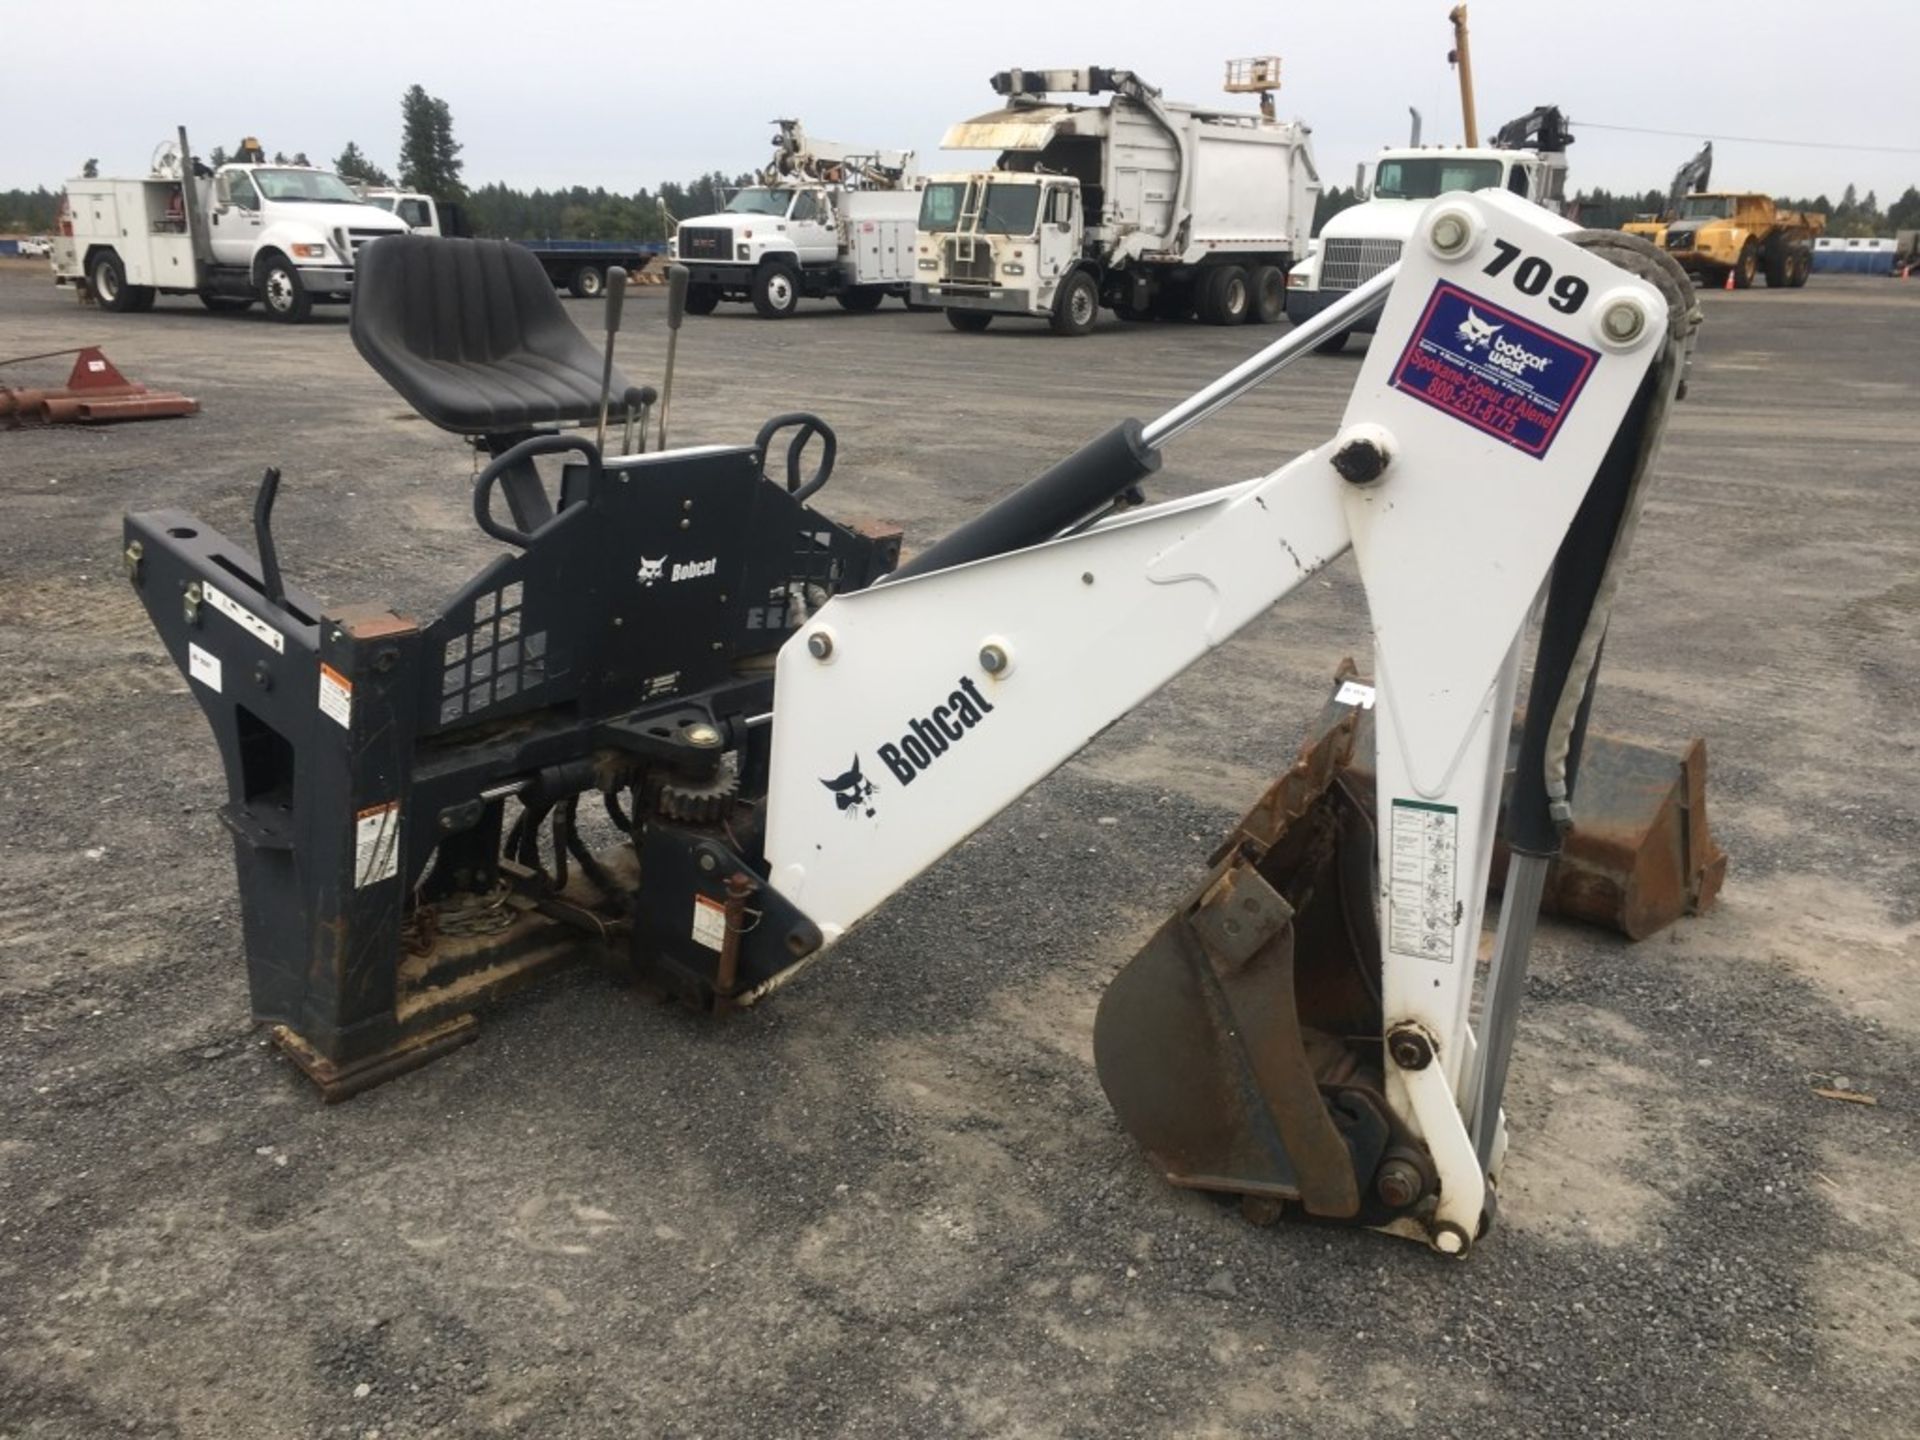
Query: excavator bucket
xmin=1330 ymin=677 xmax=1728 ymax=940
xmin=1095 ymin=666 xmax=1727 ymax=1220
xmin=1095 ymin=691 xmax=1411 ymax=1222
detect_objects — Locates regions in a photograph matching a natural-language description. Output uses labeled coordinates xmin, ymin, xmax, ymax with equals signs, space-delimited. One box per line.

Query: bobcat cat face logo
xmin=636 ymin=556 xmax=666 ymax=587
xmin=1455 ymin=307 xmax=1503 ymax=352
xmin=821 ymin=755 xmax=878 ymax=818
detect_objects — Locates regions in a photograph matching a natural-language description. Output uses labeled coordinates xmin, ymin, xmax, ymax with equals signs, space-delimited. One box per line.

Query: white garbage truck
xmin=912 ymin=62 xmax=1319 ymax=335
xmin=667 ymin=120 xmax=920 ymax=318
xmin=51 ymin=130 xmax=408 ymax=322
xmin=1285 ymin=107 xmax=1573 ymax=352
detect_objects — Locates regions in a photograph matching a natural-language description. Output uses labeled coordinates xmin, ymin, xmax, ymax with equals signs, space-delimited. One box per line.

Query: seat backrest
xmin=351 ymin=236 xmax=632 ymax=436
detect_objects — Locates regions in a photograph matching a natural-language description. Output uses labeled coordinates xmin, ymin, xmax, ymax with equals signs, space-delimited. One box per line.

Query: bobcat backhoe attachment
xmin=124 ymin=194 xmax=1703 ymax=1254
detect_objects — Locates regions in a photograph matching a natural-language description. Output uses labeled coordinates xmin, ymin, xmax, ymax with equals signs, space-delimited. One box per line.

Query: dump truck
xmin=667 ymin=120 xmax=920 ymax=318
xmin=1285 ymin=106 xmax=1572 ymax=352
xmin=912 ymin=62 xmax=1319 ymax=335
xmin=1638 ymin=192 xmax=1819 ymax=289
xmin=51 ymin=130 xmax=408 ymax=321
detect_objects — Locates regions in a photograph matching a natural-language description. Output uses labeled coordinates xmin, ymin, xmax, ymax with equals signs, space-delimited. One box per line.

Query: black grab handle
xmin=472 ymin=433 xmax=602 ymax=548
xmin=754 ymin=412 xmax=837 ymax=503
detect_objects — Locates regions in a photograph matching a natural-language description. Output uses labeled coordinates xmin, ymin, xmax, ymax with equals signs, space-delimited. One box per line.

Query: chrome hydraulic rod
xmin=1140 ymin=264 xmax=1399 ymax=451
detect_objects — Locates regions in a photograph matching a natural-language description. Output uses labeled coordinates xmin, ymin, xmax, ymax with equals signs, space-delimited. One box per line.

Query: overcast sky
xmin=8 ymin=0 xmax=1913 ymax=206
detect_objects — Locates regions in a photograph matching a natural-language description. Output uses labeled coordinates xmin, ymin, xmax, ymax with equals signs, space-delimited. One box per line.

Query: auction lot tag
xmin=1390 ymin=283 xmax=1598 ymax=458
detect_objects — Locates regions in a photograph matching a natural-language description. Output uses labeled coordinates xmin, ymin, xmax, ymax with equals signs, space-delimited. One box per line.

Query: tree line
xmin=4 ymin=81 xmax=1917 ymax=242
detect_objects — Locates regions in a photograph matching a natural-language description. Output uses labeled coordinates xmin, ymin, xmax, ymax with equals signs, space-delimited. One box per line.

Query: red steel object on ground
xmin=1 ymin=346 xmax=198 ymax=427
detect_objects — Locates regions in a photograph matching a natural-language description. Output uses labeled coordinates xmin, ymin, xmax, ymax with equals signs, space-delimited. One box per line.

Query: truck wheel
xmin=752 ymin=263 xmax=801 ymax=319
xmin=1763 ymin=238 xmax=1791 ymax=288
xmin=1049 ymin=271 xmax=1099 ymax=336
xmin=945 ymin=309 xmax=993 ymax=333
xmin=684 ymin=284 xmax=721 ymax=315
xmin=1250 ymin=265 xmax=1286 ymax=324
xmin=258 ymin=256 xmax=312 ymax=322
xmin=1313 ymin=329 xmax=1351 ymax=355
xmin=1790 ymin=251 xmax=1812 ymax=287
xmin=1197 ymin=266 xmax=1251 ymax=325
xmin=569 ymin=265 xmax=605 ymax=299
xmin=1732 ymin=241 xmax=1758 ymax=290
xmin=836 ymin=286 xmax=886 ymax=312
xmin=199 ymin=293 xmax=253 ymax=314
xmin=90 ymin=251 xmax=136 ymax=312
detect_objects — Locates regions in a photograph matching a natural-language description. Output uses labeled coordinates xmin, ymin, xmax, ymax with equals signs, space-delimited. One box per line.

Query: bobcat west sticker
xmin=1390 ymin=283 xmax=1599 ymax=458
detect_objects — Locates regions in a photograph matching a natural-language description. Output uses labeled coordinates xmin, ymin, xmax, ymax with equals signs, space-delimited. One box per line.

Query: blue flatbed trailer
xmin=515 ymin=239 xmax=668 ymax=298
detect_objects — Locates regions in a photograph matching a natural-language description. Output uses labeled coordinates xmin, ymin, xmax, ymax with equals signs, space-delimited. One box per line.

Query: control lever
xmin=623 ymin=384 xmax=660 ymax=456
xmin=252 ymin=466 xmax=287 ymax=609
xmin=657 ymin=263 xmax=689 ymax=452
xmin=595 ymin=266 xmax=629 ymax=454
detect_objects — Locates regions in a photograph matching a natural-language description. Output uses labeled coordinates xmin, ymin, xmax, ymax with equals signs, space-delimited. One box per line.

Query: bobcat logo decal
xmin=1455 ymin=307 xmax=1503 ymax=352
xmin=821 ymin=755 xmax=878 ymax=818
xmin=636 ymin=556 xmax=666 ymax=587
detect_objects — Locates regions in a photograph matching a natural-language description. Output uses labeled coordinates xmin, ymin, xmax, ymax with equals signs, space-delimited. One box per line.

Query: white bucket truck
xmin=667 ymin=120 xmax=920 ymax=318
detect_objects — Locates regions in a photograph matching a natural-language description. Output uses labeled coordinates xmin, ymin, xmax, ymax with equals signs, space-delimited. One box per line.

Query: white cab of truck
xmin=53 ymin=136 xmax=408 ymax=322
xmin=913 ymin=65 xmax=1318 ymax=336
xmin=360 ymin=188 xmax=443 ymax=234
xmin=1286 ymin=111 xmax=1571 ymax=352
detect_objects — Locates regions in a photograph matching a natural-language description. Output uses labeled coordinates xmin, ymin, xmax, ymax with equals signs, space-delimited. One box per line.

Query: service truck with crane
xmin=51 ymin=130 xmax=409 ymax=322
xmin=666 ymin=120 xmax=920 ymax=318
xmin=1284 ymin=106 xmax=1573 ymax=352
xmin=1285 ymin=6 xmax=1577 ymax=352
xmin=912 ymin=60 xmax=1319 ymax=335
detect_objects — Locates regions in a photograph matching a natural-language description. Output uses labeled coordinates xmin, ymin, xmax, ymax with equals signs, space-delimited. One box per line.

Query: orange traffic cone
xmin=1723 ymin=267 xmax=1736 ymax=291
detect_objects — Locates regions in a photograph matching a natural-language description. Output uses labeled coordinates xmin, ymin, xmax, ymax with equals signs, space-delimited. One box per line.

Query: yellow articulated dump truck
xmin=1628 ymin=191 xmax=1821 ymax=290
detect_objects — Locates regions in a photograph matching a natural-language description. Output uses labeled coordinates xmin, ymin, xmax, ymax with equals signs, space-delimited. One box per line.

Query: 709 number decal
xmin=1482 ymin=239 xmax=1588 ymax=314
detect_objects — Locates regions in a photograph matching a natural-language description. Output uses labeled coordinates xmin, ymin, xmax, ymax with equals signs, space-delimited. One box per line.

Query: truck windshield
xmin=725 ymin=188 xmax=794 ymax=217
xmin=917 ymin=181 xmax=1042 ymax=235
xmin=252 ymin=169 xmax=364 ymax=204
xmin=1676 ymin=196 xmax=1735 ymax=219
xmin=1371 ymin=157 xmax=1505 ymax=200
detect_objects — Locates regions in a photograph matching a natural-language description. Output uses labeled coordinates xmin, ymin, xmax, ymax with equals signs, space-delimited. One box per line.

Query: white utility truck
xmin=912 ymin=61 xmax=1319 ymax=335
xmin=1286 ymin=107 xmax=1572 ymax=352
xmin=668 ymin=120 xmax=919 ymax=318
xmin=52 ymin=131 xmax=408 ymax=322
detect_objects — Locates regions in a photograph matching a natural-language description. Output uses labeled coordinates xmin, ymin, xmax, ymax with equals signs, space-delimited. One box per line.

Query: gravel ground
xmin=0 ymin=259 xmax=1916 ymax=1439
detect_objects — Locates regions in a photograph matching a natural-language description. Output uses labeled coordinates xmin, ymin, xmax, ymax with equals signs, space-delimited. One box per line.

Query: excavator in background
xmin=121 ymin=187 xmax=1721 ymax=1257
xmin=1622 ymin=142 xmax=1715 ymax=250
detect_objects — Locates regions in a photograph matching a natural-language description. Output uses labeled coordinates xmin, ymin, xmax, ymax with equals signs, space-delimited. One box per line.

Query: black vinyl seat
xmin=351 ymin=235 xmax=645 ymax=436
